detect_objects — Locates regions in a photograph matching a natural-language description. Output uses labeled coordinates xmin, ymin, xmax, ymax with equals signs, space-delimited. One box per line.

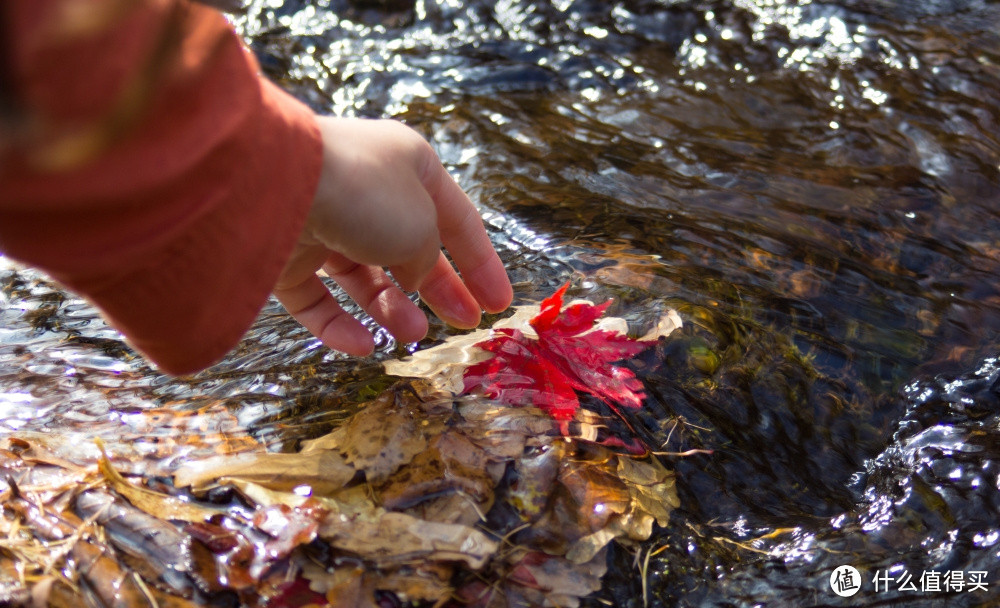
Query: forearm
xmin=0 ymin=0 xmax=322 ymax=374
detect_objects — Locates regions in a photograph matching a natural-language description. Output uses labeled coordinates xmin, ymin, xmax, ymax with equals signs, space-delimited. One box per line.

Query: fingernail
xmin=446 ymin=298 xmax=481 ymax=328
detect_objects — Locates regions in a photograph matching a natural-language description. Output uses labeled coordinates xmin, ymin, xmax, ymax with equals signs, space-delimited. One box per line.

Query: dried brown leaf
xmin=75 ymin=489 xmax=195 ymax=597
xmin=301 ymin=391 xmax=448 ymax=483
xmin=456 ymin=399 xmax=556 ymax=460
xmin=379 ymin=431 xmax=495 ymax=511
xmin=403 ymin=491 xmax=488 ymax=526
xmin=617 ymin=455 xmax=680 ymax=530
xmin=319 ymin=510 xmax=498 ymax=569
xmin=510 ymin=547 xmax=608 ymax=608
xmin=377 ymin=565 xmax=454 ymax=604
xmin=507 ymin=442 xmax=566 ymax=523
xmin=98 ymin=454 xmax=221 ymax=523
xmin=172 ymin=449 xmax=356 ymax=496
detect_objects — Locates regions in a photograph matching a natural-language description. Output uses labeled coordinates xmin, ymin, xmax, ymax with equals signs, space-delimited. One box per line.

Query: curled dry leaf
xmin=98 ymin=450 xmax=222 ymax=523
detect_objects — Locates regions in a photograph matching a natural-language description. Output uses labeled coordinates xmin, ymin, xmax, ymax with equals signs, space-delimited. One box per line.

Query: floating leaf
xmin=383 ymin=290 xmax=680 ymax=407
xmin=383 ymin=305 xmax=542 ymax=393
xmin=463 ymin=283 xmax=663 ymax=423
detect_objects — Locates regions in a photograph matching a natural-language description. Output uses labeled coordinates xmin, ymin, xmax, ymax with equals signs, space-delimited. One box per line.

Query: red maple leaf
xmin=462 ymin=283 xmax=654 ymax=424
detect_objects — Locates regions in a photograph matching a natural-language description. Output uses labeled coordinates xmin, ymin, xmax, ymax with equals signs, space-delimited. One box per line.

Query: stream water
xmin=3 ymin=0 xmax=1000 ymax=606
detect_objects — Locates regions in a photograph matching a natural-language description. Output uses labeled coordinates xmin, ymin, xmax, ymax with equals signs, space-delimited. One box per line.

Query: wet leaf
xmin=456 ymin=399 xmax=556 ymax=459
xmin=383 ymin=305 xmax=542 ymax=393
xmin=559 ymin=457 xmax=631 ymax=532
xmin=299 ymin=564 xmax=378 ymax=608
xmin=68 ymin=539 xmax=168 ymax=607
xmin=564 ymin=521 xmax=624 ymax=564
xmin=253 ymin=500 xmax=327 ymax=559
xmin=186 ymin=520 xmax=258 ymax=591
xmin=173 ymin=449 xmax=356 ymax=496
xmin=384 ymin=293 xmax=680 ymax=402
xmin=377 ymin=565 xmax=454 ymax=604
xmin=507 ymin=442 xmax=566 ymax=522
xmin=0 ymin=373 xmax=681 ymax=608
xmin=301 ymin=390 xmax=448 ymax=483
xmin=318 ymin=510 xmax=498 ymax=569
xmin=508 ymin=548 xmax=608 ymax=608
xmin=463 ymin=283 xmax=663 ymax=422
xmin=268 ymin=577 xmax=329 ymax=608
xmin=98 ymin=451 xmax=222 ymax=523
xmin=404 ymin=491 xmax=487 ymax=526
xmin=457 ymin=548 xmax=608 ymax=608
xmin=378 ymin=431 xmax=495 ymax=511
xmin=2 ymin=433 xmax=97 ymax=470
xmin=75 ymin=489 xmax=195 ymax=597
xmin=617 ymin=455 xmax=680 ymax=530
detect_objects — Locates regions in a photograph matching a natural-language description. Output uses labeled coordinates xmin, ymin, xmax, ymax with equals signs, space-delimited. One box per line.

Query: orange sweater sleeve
xmin=0 ymin=0 xmax=322 ymax=375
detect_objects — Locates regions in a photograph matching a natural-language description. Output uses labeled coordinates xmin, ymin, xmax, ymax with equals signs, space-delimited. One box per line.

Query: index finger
xmin=422 ymin=163 xmax=513 ymax=314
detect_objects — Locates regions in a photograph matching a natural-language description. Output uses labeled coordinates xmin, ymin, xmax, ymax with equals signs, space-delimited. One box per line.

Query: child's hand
xmin=274 ymin=117 xmax=513 ymax=356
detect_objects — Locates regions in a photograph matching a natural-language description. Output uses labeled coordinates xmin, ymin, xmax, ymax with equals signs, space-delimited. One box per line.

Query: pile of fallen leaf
xmin=0 ymin=285 xmax=682 ymax=607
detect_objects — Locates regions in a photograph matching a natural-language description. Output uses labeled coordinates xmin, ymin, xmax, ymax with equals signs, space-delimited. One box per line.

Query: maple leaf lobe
xmin=463 ymin=283 xmax=655 ymax=422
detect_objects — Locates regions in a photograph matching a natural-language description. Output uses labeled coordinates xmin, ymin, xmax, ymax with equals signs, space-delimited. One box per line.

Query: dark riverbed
xmin=3 ymin=0 xmax=1000 ymax=606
